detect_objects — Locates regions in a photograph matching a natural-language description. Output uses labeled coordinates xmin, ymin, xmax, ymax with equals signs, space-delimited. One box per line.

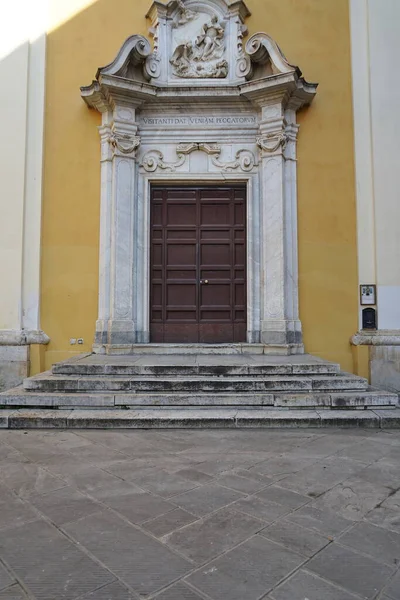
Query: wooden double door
xmin=150 ymin=186 xmax=247 ymax=343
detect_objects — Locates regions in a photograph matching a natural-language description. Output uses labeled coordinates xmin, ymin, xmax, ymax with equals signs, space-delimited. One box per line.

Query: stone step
xmin=1 ymin=387 xmax=397 ymax=409
xmin=99 ymin=343 xmax=304 ymax=356
xmin=23 ymin=373 xmax=368 ymax=393
xmin=1 ymin=407 xmax=399 ymax=429
xmin=52 ymin=361 xmax=340 ymax=377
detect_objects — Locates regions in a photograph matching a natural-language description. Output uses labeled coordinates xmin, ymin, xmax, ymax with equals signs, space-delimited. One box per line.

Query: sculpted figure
xmin=175 ymin=0 xmax=197 ymax=26
xmin=170 ymin=13 xmax=228 ymax=78
xmin=195 ymin=15 xmax=224 ymax=61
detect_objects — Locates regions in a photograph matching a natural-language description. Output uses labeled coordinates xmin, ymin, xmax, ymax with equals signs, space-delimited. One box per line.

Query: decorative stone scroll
xmin=211 ymin=149 xmax=257 ymax=172
xmin=140 ymin=149 xmax=187 ymax=172
xmin=141 ymin=143 xmax=256 ymax=173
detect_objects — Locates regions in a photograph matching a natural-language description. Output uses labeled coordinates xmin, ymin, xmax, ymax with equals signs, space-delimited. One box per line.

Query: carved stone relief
xmin=173 ymin=0 xmax=197 ymax=27
xmin=257 ymin=133 xmax=288 ymax=154
xmin=170 ymin=13 xmax=228 ymax=79
xmin=140 ymin=143 xmax=257 ymax=173
xmin=108 ymin=133 xmax=141 ymax=156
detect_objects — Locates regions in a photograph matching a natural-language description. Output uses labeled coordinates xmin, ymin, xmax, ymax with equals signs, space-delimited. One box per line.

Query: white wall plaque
xmin=360 ymin=284 xmax=376 ymax=305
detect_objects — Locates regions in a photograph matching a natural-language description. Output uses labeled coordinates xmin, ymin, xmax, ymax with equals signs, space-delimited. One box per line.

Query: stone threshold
xmin=0 ymin=407 xmax=399 ymax=429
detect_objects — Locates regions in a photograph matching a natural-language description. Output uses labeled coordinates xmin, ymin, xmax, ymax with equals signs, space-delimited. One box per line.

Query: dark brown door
xmin=150 ymin=186 xmax=246 ymax=343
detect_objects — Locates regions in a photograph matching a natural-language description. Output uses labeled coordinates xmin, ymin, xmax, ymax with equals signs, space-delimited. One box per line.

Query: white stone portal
xmin=81 ymin=0 xmax=317 ymax=353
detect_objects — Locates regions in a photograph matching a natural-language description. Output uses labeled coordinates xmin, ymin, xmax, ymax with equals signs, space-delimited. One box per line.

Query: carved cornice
xmin=0 ymin=330 xmax=50 ymax=346
xmin=351 ymin=331 xmax=400 ymax=346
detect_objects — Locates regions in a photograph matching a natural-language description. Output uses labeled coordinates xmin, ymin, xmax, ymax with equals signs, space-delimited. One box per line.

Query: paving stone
xmin=174 ymin=468 xmax=214 ymax=484
xmin=92 ymin=485 xmax=175 ymax=524
xmin=248 ymin=454 xmax=318 ymax=479
xmin=190 ymin=456 xmax=254 ymax=476
xmin=0 ymin=564 xmax=13 ymax=592
xmin=293 ymin=435 xmax=361 ymax=458
xmin=366 ymin=490 xmax=400 ymax=533
xmin=339 ymin=521 xmax=400 ymax=567
xmin=64 ymin=510 xmax=191 ymax=596
xmin=286 ymin=505 xmax=352 ymax=537
xmin=2 ymin=437 xmax=68 ymax=462
xmin=269 ymin=569 xmax=361 ymax=600
xmin=0 ymin=462 xmax=66 ymax=498
xmin=0 ymin=483 xmax=38 ymax=531
xmin=307 ymin=542 xmax=394 ymax=599
xmin=216 ymin=472 xmax=267 ymax=494
xmin=384 ymin=569 xmax=400 ymax=599
xmin=29 ymin=486 xmax=102 ymax=526
xmin=232 ymin=495 xmax=293 ymax=522
xmin=0 ymin=519 xmax=113 ymax=599
xmin=0 ymin=444 xmax=30 ymax=465
xmin=170 ymin=483 xmax=245 ymax=517
xmin=278 ymin=456 xmax=362 ymax=498
xmin=154 ymin=582 xmax=205 ymax=600
xmin=260 ymin=519 xmax=331 ymax=557
xmin=357 ymin=458 xmax=400 ymax=488
xmin=67 ymin=443 xmax=131 ymax=466
xmin=186 ymin=535 xmax=305 ymax=600
xmin=131 ymin=469 xmax=200 ymax=498
xmin=142 ymin=508 xmax=198 ymax=537
xmin=312 ymin=477 xmax=392 ymax=521
xmin=0 ymin=585 xmax=28 ymax=599
xmin=165 ymin=507 xmax=262 ymax=564
xmin=42 ymin=462 xmax=142 ymax=498
xmin=77 ymin=581 xmax=136 ymax=599
xmin=255 ymin=485 xmax=310 ymax=509
xmin=335 ymin=439 xmax=394 ymax=464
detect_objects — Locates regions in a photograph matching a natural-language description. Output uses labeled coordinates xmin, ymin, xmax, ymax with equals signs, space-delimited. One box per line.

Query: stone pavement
xmin=0 ymin=429 xmax=399 ymax=599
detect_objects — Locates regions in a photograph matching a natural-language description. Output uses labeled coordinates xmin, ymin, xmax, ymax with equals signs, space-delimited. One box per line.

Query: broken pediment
xmin=81 ymin=0 xmax=317 ymax=109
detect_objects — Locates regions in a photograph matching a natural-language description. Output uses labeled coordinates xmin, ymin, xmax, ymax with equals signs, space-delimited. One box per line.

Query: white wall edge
xmin=349 ymin=0 xmax=377 ymax=329
xmin=22 ymin=34 xmax=46 ymax=332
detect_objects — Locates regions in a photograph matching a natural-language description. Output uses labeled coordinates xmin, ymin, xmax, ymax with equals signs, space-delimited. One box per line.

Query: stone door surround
xmin=81 ymin=0 xmax=317 ymax=353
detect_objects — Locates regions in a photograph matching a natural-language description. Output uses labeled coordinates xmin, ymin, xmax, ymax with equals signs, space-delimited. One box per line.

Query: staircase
xmin=0 ymin=349 xmax=397 ymax=420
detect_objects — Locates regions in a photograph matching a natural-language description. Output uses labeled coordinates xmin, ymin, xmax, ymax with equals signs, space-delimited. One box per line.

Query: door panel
xmin=150 ymin=186 xmax=246 ymax=343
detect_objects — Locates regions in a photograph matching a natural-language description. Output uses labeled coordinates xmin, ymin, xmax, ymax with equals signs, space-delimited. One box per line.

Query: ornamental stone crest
xmin=170 ymin=12 xmax=228 ymax=79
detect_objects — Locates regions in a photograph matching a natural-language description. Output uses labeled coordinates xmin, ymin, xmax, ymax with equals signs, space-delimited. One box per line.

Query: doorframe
xmin=148 ymin=182 xmax=248 ymax=344
xmin=141 ymin=174 xmax=256 ymax=344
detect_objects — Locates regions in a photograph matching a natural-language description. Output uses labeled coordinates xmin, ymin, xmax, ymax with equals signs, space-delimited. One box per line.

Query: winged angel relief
xmin=170 ymin=13 xmax=228 ymax=79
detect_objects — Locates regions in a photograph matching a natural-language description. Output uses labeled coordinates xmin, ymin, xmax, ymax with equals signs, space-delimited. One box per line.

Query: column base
xmin=94 ymin=320 xmax=149 ymax=349
xmin=260 ymin=319 xmax=303 ymax=346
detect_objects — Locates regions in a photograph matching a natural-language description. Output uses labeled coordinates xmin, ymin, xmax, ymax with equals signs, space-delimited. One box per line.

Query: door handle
xmin=200 ymin=279 xmax=209 ymax=284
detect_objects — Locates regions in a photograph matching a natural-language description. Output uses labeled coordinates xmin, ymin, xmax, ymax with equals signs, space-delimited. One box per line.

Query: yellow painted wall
xmin=41 ymin=0 xmax=358 ymax=372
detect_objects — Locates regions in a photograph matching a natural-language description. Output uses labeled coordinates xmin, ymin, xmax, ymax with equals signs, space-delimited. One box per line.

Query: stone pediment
xmin=81 ymin=0 xmax=317 ymax=109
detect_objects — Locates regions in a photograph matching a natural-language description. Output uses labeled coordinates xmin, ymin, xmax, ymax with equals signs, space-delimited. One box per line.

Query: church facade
xmin=1 ymin=0 xmax=399 ymax=394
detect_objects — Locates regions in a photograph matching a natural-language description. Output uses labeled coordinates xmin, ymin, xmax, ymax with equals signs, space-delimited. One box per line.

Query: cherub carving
xmin=175 ymin=0 xmax=197 ymax=26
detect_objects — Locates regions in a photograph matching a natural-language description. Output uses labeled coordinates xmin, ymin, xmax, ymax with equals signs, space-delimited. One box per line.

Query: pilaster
xmin=256 ymin=100 xmax=303 ymax=347
xmin=94 ymin=103 xmax=142 ymax=350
